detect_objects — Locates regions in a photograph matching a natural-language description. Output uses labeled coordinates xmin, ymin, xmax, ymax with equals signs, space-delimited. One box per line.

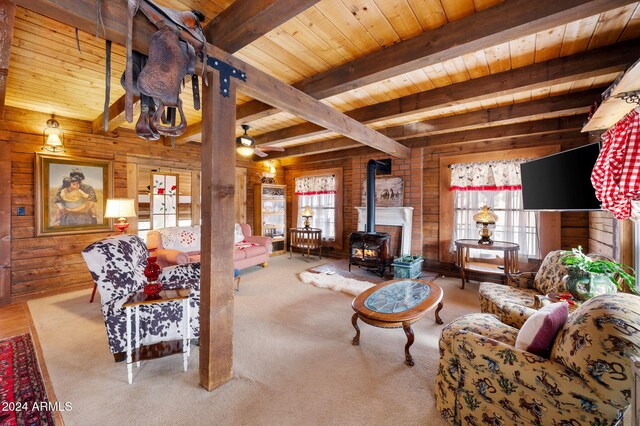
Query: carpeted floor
xmin=28 ymin=255 xmax=481 ymax=426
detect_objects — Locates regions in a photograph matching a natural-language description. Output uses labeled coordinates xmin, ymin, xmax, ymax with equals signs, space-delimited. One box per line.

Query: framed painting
xmin=35 ymin=153 xmax=113 ymax=236
xmin=361 ymin=176 xmax=404 ymax=207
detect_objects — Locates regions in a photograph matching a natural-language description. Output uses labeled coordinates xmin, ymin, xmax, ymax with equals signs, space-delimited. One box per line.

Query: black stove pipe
xmin=366 ymin=160 xmax=389 ymax=234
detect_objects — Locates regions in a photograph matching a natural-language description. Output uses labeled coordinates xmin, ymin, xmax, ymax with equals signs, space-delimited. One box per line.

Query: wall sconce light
xmin=473 ymin=205 xmax=498 ymax=245
xmin=267 ymin=160 xmax=276 ymax=175
xmin=301 ymin=206 xmax=314 ymax=229
xmin=42 ymin=117 xmax=65 ymax=153
xmin=236 ymin=124 xmax=255 ymax=157
xmin=104 ymin=198 xmax=136 ymax=234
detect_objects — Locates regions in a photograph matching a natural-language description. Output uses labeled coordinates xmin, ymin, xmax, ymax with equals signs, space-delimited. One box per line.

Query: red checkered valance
xmin=591 ymin=109 xmax=640 ymax=220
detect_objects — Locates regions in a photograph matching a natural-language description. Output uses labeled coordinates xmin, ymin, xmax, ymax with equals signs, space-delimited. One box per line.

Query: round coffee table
xmin=351 ymin=278 xmax=444 ymax=366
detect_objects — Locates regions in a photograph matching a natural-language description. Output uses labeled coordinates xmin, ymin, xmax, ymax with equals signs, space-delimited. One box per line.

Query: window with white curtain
xmin=450 ymin=159 xmax=540 ymax=259
xmin=295 ymin=174 xmax=336 ymax=241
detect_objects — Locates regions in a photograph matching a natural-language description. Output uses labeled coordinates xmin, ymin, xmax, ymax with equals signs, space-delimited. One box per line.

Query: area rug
xmin=0 ymin=334 xmax=54 ymax=426
xmin=299 ymin=271 xmax=375 ymax=296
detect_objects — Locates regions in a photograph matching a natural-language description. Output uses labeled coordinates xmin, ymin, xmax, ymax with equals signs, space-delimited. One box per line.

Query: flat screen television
xmin=520 ymin=143 xmax=601 ymax=211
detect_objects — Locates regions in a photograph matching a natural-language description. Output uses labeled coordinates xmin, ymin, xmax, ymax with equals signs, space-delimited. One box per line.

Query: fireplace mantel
xmin=355 ymin=207 xmax=413 ymax=255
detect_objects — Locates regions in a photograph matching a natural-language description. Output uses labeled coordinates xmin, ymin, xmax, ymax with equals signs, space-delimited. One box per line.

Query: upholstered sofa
xmin=146 ymin=224 xmax=271 ymax=269
xmin=82 ymin=235 xmax=200 ymax=357
xmin=435 ymin=293 xmax=640 ymax=425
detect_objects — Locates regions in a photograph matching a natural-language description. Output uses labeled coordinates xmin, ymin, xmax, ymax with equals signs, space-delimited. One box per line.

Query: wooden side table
xmin=454 ymin=239 xmax=519 ymax=289
xmin=289 ymin=228 xmax=322 ymax=262
xmin=123 ymin=288 xmax=191 ymax=384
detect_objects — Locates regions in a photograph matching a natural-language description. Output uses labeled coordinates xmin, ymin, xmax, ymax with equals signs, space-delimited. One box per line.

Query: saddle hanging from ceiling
xmin=120 ymin=0 xmax=207 ymax=139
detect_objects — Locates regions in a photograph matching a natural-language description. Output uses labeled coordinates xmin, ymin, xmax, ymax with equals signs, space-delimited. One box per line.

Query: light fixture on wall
xmin=267 ymin=160 xmax=276 ymax=175
xmin=42 ymin=116 xmax=65 ymax=153
xmin=301 ymin=206 xmax=314 ymax=229
xmin=473 ymin=205 xmax=498 ymax=245
xmin=105 ymin=198 xmax=136 ymax=234
xmin=236 ymin=124 xmax=255 ymax=157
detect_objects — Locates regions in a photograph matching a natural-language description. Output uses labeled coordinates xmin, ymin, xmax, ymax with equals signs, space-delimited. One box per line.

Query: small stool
xmin=234 ymin=268 xmax=241 ymax=291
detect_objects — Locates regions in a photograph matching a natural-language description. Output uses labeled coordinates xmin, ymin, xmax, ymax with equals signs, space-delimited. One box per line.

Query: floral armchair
xmin=435 ymin=293 xmax=640 ymax=425
xmin=479 ymin=250 xmax=570 ymax=328
xmin=82 ymin=235 xmax=200 ymax=358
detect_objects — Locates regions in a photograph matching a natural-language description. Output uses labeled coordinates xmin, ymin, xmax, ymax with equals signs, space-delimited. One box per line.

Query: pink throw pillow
xmin=515 ymin=302 xmax=569 ymax=357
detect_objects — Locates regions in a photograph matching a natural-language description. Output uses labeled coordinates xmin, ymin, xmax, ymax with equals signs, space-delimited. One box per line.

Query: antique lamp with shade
xmin=105 ymin=198 xmax=136 ymax=234
xmin=42 ymin=117 xmax=65 ymax=153
xmin=301 ymin=206 xmax=314 ymax=229
xmin=473 ymin=205 xmax=498 ymax=245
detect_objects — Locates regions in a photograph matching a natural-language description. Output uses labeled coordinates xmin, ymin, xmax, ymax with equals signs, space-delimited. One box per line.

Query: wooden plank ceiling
xmin=4 ymin=0 xmax=640 ymax=160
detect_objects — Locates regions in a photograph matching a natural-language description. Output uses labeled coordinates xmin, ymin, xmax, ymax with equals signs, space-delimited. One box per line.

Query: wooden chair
xmin=289 ymin=228 xmax=322 ymax=262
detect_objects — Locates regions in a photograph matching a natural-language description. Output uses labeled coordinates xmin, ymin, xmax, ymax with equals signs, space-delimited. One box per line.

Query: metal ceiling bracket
xmin=205 ymin=56 xmax=247 ymax=97
xmin=618 ymin=90 xmax=640 ymax=106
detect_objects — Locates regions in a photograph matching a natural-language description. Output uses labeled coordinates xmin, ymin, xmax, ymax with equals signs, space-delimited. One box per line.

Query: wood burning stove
xmin=348 ymin=160 xmax=394 ymax=276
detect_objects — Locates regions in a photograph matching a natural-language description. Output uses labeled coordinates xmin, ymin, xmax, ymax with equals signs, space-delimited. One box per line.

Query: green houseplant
xmin=561 ymin=246 xmax=637 ymax=301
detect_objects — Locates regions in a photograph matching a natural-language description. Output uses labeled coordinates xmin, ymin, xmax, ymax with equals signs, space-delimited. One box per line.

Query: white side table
xmin=123 ymin=288 xmax=191 ymax=384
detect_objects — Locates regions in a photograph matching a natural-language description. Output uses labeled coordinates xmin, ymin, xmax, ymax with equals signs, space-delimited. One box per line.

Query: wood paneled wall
xmin=4 ymin=112 xmax=203 ymax=302
xmin=589 ymin=211 xmax=616 ymax=258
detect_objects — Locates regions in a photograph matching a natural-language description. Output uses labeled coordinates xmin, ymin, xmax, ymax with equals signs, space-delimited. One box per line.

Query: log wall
xmin=2 ymin=107 xmax=264 ymax=303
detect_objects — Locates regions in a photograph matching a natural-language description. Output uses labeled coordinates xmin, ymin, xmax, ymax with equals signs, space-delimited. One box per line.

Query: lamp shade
xmin=473 ymin=205 xmax=498 ymax=224
xmin=301 ymin=206 xmax=314 ymax=217
xmin=42 ymin=118 xmax=65 ymax=152
xmin=104 ymin=198 xmax=136 ymax=219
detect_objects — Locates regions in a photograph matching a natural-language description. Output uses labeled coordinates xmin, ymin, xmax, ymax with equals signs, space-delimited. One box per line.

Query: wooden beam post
xmin=0 ymin=132 xmax=11 ymax=305
xmin=0 ymin=0 xmax=15 ymax=120
xmin=199 ymin=72 xmax=236 ymax=391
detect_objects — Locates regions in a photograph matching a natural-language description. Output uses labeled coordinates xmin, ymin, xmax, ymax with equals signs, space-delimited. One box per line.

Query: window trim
xmin=290 ymin=168 xmax=343 ymax=250
xmin=439 ymin=146 xmax=560 ymax=264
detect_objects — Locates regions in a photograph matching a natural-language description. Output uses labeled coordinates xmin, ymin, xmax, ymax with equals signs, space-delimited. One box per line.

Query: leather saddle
xmin=123 ymin=0 xmax=206 ymax=139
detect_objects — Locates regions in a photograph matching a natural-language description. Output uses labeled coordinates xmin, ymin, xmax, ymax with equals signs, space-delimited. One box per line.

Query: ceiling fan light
xmin=236 ymin=146 xmax=254 ymax=157
xmin=238 ymin=135 xmax=254 ymax=147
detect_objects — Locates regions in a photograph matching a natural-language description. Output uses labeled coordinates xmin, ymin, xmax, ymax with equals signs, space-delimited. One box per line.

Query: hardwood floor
xmin=0 ymin=303 xmax=64 ymax=425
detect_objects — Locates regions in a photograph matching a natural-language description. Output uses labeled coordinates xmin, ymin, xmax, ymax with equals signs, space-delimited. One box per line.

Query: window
xmin=449 ymin=158 xmax=539 ymax=259
xmin=291 ymin=168 xmax=343 ymax=249
xmin=452 ymin=190 xmax=540 ymax=258
xmin=137 ymin=169 xmax=193 ymax=240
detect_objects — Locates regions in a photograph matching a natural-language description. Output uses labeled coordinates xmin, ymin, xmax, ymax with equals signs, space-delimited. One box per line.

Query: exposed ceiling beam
xmin=252 ymin=39 xmax=639 ymax=146
xmin=0 ymin=0 xmax=15 ymax=119
xmin=277 ymin=126 xmax=588 ymax=167
xmin=92 ymin=95 xmax=140 ymax=135
xmin=235 ymin=0 xmax=636 ymax=125
xmin=204 ymin=0 xmax=320 ymax=53
xmin=16 ymin=0 xmax=408 ymax=158
xmin=265 ymin=115 xmax=587 ymax=161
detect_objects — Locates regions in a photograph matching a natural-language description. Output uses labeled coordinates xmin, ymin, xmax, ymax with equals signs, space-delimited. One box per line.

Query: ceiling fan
xmin=235 ymin=124 xmax=285 ymax=158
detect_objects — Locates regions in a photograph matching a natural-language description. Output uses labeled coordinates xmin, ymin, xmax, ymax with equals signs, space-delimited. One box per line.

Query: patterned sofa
xmin=82 ymin=235 xmax=200 ymax=357
xmin=479 ymin=250 xmax=569 ymax=328
xmin=435 ymin=293 xmax=640 ymax=425
xmin=146 ymin=224 xmax=271 ymax=269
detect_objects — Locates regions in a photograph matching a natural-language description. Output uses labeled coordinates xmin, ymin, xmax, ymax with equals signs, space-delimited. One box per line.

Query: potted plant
xmin=561 ymin=246 xmax=637 ymax=301
xmin=392 ymin=254 xmax=424 ymax=279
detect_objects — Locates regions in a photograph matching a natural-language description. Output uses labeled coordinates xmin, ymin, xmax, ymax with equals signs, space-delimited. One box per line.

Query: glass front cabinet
xmin=254 ymin=184 xmax=287 ymax=255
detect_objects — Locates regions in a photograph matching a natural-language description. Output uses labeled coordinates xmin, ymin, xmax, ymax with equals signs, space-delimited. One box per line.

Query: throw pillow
xmin=515 ymin=301 xmax=569 ymax=358
xmin=234 ymin=224 xmax=245 ymax=244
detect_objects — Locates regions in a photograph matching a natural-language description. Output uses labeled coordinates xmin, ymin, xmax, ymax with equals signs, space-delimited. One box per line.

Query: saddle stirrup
xmin=150 ymin=99 xmax=187 ymax=136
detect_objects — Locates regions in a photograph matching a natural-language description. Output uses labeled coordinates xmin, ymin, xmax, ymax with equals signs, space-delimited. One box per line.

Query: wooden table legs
xmin=351 ymin=313 xmax=360 ymax=346
xmin=351 ymin=305 xmax=445 ymax=366
xmin=402 ymin=323 xmax=415 ymax=366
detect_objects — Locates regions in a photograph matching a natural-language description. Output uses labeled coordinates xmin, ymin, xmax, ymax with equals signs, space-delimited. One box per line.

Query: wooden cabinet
xmin=254 ymin=184 xmax=287 ymax=255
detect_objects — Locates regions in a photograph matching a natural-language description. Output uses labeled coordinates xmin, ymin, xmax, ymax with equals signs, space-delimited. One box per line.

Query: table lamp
xmin=473 ymin=205 xmax=498 ymax=245
xmin=301 ymin=206 xmax=314 ymax=229
xmin=105 ymin=198 xmax=136 ymax=234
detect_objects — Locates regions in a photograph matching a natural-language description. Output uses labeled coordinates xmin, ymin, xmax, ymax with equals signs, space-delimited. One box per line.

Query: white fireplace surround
xmin=355 ymin=207 xmax=414 ymax=255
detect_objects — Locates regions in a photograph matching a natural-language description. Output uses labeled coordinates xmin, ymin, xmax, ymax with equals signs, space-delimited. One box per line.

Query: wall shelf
xmin=582 ymin=58 xmax=640 ymax=132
